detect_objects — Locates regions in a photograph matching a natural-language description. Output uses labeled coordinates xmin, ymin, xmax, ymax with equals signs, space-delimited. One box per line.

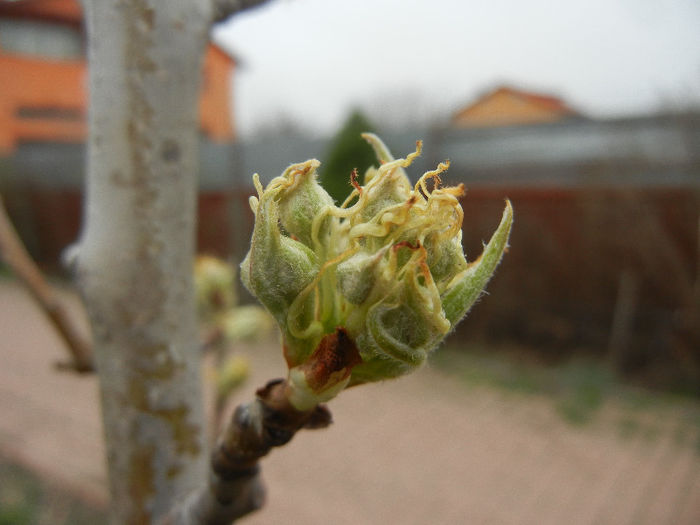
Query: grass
xmin=431 ymin=346 xmax=612 ymax=424
xmin=0 ymin=262 xmax=12 ymax=280
xmin=0 ymin=460 xmax=106 ymax=525
xmin=431 ymin=344 xmax=700 ymax=447
xmin=554 ymin=359 xmax=613 ymax=424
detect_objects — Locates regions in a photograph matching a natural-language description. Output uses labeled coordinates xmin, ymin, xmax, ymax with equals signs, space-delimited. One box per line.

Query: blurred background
xmin=0 ymin=0 xmax=698 ymax=523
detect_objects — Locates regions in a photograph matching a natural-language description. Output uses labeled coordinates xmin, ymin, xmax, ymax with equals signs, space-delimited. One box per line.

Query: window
xmin=0 ymin=19 xmax=82 ymax=60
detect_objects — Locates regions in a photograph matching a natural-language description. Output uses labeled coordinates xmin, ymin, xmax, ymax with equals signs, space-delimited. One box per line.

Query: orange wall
xmin=453 ymin=90 xmax=571 ymax=128
xmin=0 ymin=54 xmax=85 ymax=152
xmin=199 ymin=45 xmax=235 ymax=142
xmin=0 ymin=45 xmax=234 ymax=153
xmin=0 ymin=0 xmax=82 ymax=25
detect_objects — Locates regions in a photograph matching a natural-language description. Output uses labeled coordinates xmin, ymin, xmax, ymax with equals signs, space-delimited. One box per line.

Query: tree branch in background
xmin=164 ymin=379 xmax=332 ymax=525
xmin=0 ymin=194 xmax=94 ymax=372
xmin=211 ymin=0 xmax=272 ymax=22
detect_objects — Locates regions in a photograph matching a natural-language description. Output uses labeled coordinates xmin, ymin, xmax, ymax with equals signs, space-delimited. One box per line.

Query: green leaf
xmin=441 ymin=200 xmax=513 ymax=325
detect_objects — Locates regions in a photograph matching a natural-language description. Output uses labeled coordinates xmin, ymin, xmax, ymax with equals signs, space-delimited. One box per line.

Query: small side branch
xmin=164 ymin=379 xmax=331 ymax=525
xmin=0 ymin=194 xmax=94 ymax=372
xmin=211 ymin=0 xmax=272 ymax=22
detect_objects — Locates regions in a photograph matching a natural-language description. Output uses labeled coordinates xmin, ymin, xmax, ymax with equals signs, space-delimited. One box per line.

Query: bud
xmin=194 ymin=255 xmax=237 ymax=320
xmin=195 ymin=254 xmax=274 ymax=345
xmin=216 ymin=355 xmax=250 ymax=399
xmin=241 ymin=134 xmax=513 ymax=410
xmin=240 ymin=168 xmax=320 ymax=329
xmin=219 ymin=306 xmax=275 ymax=344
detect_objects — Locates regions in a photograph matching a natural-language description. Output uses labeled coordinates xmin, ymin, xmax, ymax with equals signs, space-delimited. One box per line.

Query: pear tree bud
xmin=241 ymin=134 xmax=513 ymax=410
xmin=219 ymin=306 xmax=274 ymax=343
xmin=216 ymin=355 xmax=250 ymax=399
xmin=194 ymin=255 xmax=237 ymax=320
xmin=240 ymin=169 xmax=320 ymax=327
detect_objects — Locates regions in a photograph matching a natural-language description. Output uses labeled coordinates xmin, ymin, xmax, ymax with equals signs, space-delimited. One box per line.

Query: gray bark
xmin=78 ymin=1 xmax=213 ymax=522
xmin=164 ymin=380 xmax=331 ymax=525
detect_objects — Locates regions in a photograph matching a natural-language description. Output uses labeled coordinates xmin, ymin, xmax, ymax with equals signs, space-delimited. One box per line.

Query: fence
xmin=1 ymin=113 xmax=698 ymax=390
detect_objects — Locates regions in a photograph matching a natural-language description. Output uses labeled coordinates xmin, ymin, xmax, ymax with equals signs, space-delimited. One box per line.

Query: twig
xmin=211 ymin=0 xmax=273 ymax=23
xmin=0 ymin=194 xmax=94 ymax=372
xmin=163 ymin=379 xmax=331 ymax=525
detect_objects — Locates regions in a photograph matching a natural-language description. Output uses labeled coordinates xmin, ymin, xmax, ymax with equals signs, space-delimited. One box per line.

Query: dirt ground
xmin=1 ymin=280 xmax=698 ymax=524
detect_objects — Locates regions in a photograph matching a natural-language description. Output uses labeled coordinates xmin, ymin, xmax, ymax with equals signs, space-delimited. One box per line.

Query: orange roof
xmin=499 ymin=86 xmax=575 ymax=114
xmin=451 ymin=85 xmax=579 ymax=128
xmin=461 ymin=85 xmax=576 ymax=116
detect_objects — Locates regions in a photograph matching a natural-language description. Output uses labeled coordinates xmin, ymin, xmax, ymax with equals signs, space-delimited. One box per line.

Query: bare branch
xmin=0 ymin=194 xmax=94 ymax=373
xmin=211 ymin=0 xmax=273 ymax=23
xmin=164 ymin=379 xmax=332 ymax=524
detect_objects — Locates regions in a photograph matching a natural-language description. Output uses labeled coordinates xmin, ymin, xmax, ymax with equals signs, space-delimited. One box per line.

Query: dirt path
xmin=1 ymin=280 xmax=698 ymax=524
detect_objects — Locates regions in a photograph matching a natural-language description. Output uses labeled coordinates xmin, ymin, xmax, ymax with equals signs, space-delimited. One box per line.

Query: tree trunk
xmin=78 ymin=1 xmax=213 ymax=522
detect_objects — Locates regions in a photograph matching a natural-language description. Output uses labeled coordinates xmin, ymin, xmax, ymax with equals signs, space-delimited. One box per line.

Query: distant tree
xmin=320 ymin=109 xmax=376 ymax=204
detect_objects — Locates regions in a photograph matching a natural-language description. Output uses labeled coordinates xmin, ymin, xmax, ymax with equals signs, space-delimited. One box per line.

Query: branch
xmin=163 ymin=379 xmax=332 ymax=525
xmin=0 ymin=194 xmax=94 ymax=372
xmin=211 ymin=0 xmax=273 ymax=23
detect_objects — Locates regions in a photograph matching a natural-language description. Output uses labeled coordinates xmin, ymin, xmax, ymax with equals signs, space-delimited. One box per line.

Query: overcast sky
xmin=214 ymin=0 xmax=700 ymax=137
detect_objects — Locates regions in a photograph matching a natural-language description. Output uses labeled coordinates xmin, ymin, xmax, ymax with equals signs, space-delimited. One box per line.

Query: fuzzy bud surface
xmin=241 ymin=134 xmax=513 ymax=409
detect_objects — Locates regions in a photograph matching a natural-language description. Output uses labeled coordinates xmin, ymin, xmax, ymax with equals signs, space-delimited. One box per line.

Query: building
xmin=0 ymin=0 xmax=236 ymax=154
xmin=451 ymin=85 xmax=579 ymax=128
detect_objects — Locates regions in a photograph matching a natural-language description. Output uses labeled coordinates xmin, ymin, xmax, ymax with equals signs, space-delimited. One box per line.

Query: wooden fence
xmin=1 ymin=113 xmax=698 ymax=391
